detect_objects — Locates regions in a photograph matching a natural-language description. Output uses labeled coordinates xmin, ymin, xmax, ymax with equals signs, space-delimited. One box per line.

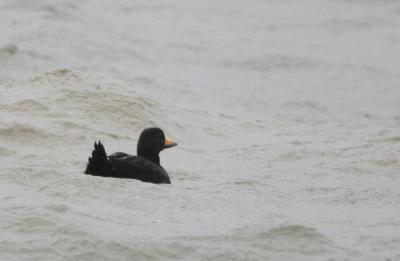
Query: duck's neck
xmin=138 ymin=150 xmax=160 ymax=165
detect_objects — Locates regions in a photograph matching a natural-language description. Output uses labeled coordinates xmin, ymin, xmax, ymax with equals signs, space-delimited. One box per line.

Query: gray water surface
xmin=1 ymin=0 xmax=400 ymax=260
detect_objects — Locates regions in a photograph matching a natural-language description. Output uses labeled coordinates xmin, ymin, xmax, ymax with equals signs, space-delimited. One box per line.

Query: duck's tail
xmin=85 ymin=141 xmax=112 ymax=176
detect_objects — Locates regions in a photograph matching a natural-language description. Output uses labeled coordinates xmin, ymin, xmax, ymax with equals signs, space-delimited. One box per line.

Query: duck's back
xmin=109 ymin=155 xmax=171 ymax=184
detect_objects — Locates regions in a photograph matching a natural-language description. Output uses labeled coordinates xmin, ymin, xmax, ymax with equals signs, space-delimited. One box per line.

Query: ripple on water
xmin=8 ymin=99 xmax=49 ymax=112
xmin=223 ymin=55 xmax=320 ymax=72
xmin=0 ymin=43 xmax=18 ymax=55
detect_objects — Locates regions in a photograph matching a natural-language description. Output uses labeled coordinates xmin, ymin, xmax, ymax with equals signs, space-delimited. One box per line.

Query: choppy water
xmin=1 ymin=0 xmax=400 ymax=260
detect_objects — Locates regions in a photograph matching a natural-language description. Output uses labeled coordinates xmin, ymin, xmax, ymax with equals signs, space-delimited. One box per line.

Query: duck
xmin=84 ymin=127 xmax=177 ymax=184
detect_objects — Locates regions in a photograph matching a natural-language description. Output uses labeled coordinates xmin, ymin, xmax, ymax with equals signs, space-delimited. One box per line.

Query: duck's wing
xmin=109 ymin=156 xmax=171 ymax=184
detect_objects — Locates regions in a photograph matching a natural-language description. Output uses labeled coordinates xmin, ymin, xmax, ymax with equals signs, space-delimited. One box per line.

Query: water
xmin=1 ymin=0 xmax=400 ymax=260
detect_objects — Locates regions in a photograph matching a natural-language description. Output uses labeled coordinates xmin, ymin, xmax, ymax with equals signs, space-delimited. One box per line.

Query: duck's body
xmin=105 ymin=152 xmax=171 ymax=184
xmin=85 ymin=128 xmax=177 ymax=184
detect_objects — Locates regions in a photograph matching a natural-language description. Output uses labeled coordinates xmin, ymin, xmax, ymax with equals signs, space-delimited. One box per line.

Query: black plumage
xmin=85 ymin=127 xmax=177 ymax=184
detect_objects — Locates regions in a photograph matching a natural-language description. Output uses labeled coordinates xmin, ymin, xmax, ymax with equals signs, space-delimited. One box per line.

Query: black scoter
xmin=85 ymin=127 xmax=177 ymax=184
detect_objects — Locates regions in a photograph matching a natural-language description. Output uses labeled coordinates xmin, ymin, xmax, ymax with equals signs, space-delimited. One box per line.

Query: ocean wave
xmin=0 ymin=124 xmax=52 ymax=141
xmin=102 ymin=225 xmax=352 ymax=261
xmin=0 ymin=70 xmax=163 ymax=139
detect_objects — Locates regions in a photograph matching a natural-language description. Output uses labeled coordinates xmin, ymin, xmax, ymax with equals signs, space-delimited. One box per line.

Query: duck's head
xmin=137 ymin=127 xmax=177 ymax=163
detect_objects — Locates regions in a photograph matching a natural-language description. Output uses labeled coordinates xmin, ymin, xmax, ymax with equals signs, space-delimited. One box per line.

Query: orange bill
xmin=164 ymin=137 xmax=178 ymax=148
